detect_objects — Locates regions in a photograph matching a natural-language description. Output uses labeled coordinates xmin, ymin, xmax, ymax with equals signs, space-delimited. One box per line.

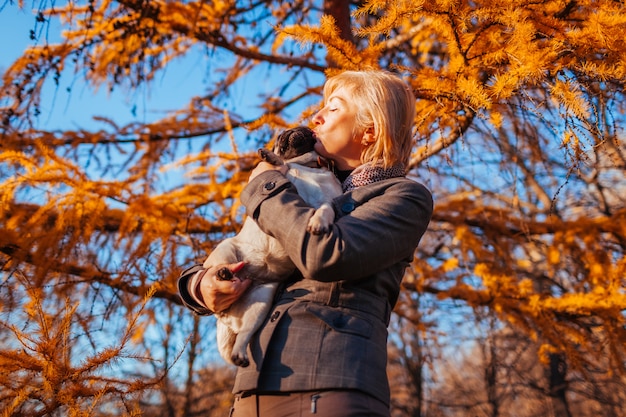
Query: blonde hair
xmin=322 ymin=70 xmax=416 ymax=169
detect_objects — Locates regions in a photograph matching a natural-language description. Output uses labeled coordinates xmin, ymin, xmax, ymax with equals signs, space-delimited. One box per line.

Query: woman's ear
xmin=360 ymin=127 xmax=376 ymax=146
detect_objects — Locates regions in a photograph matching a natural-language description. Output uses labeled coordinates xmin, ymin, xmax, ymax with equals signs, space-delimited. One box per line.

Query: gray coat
xmin=233 ymin=170 xmax=433 ymax=405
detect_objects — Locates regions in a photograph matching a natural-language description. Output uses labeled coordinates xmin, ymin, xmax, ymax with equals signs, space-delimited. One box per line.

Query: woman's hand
xmin=197 ymin=262 xmax=252 ymax=313
xmin=248 ymin=161 xmax=288 ymax=183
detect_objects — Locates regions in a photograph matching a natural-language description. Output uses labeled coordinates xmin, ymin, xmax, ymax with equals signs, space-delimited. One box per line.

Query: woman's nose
xmin=312 ymin=112 xmax=323 ymax=125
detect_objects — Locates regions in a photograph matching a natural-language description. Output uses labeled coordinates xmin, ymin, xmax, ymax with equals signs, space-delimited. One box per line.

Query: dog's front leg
xmin=306 ymin=203 xmax=335 ymax=234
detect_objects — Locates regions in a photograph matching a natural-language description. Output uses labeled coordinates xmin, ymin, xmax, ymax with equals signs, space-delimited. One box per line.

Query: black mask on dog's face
xmin=273 ymin=126 xmax=316 ymax=160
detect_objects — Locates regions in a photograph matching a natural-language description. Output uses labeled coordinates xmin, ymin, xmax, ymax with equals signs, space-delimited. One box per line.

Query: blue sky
xmin=1 ymin=2 xmax=328 ymax=138
xmin=0 ymin=3 xmax=211 ymax=132
xmin=0 ymin=5 xmax=33 ymax=64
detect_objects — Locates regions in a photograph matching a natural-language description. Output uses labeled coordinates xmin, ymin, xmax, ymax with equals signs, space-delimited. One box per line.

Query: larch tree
xmin=1 ymin=0 xmax=625 ymax=415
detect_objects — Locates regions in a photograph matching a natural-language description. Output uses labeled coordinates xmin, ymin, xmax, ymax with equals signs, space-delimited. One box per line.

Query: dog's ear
xmin=274 ymin=130 xmax=291 ymax=156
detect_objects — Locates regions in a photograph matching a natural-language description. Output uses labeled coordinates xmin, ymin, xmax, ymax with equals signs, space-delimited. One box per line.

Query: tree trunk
xmin=485 ymin=335 xmax=500 ymax=417
xmin=323 ymin=0 xmax=353 ymax=43
xmin=547 ymin=353 xmax=572 ymax=417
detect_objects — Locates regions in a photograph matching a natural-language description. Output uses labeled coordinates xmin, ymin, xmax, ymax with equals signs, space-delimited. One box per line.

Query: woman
xmin=180 ymin=70 xmax=433 ymax=416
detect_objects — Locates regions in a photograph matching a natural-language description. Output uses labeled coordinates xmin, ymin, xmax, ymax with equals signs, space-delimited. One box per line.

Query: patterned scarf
xmin=342 ymin=162 xmax=406 ymax=192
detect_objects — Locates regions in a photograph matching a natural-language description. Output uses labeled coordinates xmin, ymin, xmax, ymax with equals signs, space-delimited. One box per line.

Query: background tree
xmin=1 ymin=0 xmax=626 ymax=415
xmin=427 ymin=322 xmax=626 ymax=417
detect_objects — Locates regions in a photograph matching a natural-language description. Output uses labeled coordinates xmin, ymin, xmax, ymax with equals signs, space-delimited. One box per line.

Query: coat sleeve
xmin=240 ymin=170 xmax=433 ymax=282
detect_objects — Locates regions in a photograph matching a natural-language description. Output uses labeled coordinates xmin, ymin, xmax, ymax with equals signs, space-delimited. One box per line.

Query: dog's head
xmin=273 ymin=126 xmax=316 ymax=160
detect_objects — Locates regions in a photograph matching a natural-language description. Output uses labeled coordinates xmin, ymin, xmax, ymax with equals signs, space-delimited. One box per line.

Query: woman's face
xmin=312 ymin=86 xmax=366 ymax=170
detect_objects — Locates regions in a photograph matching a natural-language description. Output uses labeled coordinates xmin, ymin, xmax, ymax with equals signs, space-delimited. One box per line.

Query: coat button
xmin=341 ymin=201 xmax=356 ymax=213
xmin=270 ymin=311 xmax=280 ymax=322
xmin=264 ymin=182 xmax=276 ymax=191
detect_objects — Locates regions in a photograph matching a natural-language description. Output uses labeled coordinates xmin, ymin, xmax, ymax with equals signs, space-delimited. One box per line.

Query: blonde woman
xmin=180 ymin=70 xmax=433 ymax=416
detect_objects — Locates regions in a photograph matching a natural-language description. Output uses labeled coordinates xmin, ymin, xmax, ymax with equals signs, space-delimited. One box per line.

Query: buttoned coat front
xmin=232 ymin=170 xmax=433 ymax=406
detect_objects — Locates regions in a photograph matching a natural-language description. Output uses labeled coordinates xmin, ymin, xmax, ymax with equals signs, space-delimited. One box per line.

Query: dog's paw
xmin=306 ymin=218 xmax=329 ymax=235
xmin=231 ymin=352 xmax=250 ymax=368
xmin=258 ymin=148 xmax=270 ymax=160
xmin=258 ymin=148 xmax=284 ymax=166
xmin=307 ymin=203 xmax=334 ymax=235
xmin=216 ymin=267 xmax=234 ymax=281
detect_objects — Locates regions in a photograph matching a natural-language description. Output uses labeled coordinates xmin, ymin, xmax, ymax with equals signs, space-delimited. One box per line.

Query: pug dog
xmin=201 ymin=126 xmax=342 ymax=367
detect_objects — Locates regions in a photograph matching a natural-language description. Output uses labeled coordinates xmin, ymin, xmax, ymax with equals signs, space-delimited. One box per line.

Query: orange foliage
xmin=1 ymin=0 xmax=626 ymax=414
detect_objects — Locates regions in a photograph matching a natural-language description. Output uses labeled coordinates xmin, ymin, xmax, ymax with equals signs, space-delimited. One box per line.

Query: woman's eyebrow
xmin=327 ymin=95 xmax=347 ymax=105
